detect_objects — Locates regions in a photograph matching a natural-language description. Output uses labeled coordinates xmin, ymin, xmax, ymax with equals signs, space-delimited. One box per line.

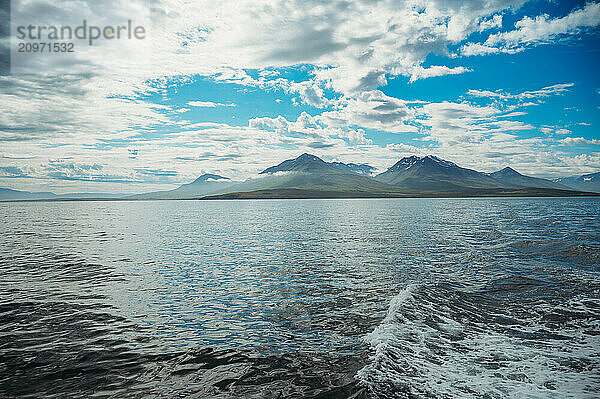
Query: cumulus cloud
xmin=1 ymin=0 xmax=598 ymax=191
xmin=339 ymin=129 xmax=372 ymax=145
xmin=194 ymin=0 xmax=526 ymax=94
xmin=478 ymin=14 xmax=503 ymax=31
xmin=248 ymin=111 xmax=374 ymax=146
xmin=286 ymin=80 xmax=330 ymax=108
xmin=462 ymin=2 xmax=600 ymax=55
xmin=0 ymin=0 xmax=531 ymax=138
xmin=461 ymin=43 xmax=502 ymax=56
xmin=319 ymin=90 xmax=415 ymax=133
xmin=249 ymin=115 xmax=294 ymax=135
xmin=418 ymin=82 xmax=576 ymax=149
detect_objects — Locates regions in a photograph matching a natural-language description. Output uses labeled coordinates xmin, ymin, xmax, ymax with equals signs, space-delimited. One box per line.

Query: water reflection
xmin=1 ymin=198 xmax=599 ymax=397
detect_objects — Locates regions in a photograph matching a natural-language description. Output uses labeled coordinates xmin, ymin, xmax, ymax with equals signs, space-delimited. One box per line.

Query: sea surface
xmin=0 ymin=198 xmax=599 ymax=398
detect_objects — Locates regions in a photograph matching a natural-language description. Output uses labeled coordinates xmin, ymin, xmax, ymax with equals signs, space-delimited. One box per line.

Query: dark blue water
xmin=0 ymin=198 xmax=599 ymax=398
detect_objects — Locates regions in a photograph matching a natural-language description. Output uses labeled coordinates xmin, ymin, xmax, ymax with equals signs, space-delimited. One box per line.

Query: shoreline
xmin=2 ymin=190 xmax=599 ymax=203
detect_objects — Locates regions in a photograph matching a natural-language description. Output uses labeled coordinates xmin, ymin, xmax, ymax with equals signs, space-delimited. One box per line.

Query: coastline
xmin=2 ymin=189 xmax=599 ymax=203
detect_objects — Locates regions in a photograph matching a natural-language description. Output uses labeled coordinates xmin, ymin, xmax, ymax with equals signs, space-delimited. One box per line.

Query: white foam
xmin=357 ymin=285 xmax=600 ymax=398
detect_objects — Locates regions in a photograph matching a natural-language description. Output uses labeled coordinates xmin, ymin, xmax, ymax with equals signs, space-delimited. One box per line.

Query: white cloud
xmin=478 ymin=14 xmax=503 ymax=31
xmin=249 ymin=115 xmax=294 ymax=135
xmin=286 ymin=80 xmax=330 ymax=108
xmin=555 ymin=128 xmax=572 ymax=135
xmin=1 ymin=0 xmax=530 ymax=145
xmin=500 ymin=111 xmax=527 ymax=117
xmin=189 ymin=0 xmax=526 ymax=94
xmin=540 ymin=126 xmax=572 ymax=136
xmin=463 ymin=2 xmax=600 ymax=55
xmin=2 ymin=0 xmax=599 ymax=191
xmin=248 ymin=111 xmax=376 ymax=146
xmin=461 ymin=43 xmax=502 ymax=56
xmin=409 ymin=65 xmax=472 ymax=83
xmin=339 ymin=128 xmax=372 ymax=145
xmin=560 ymin=137 xmax=600 ymax=145
xmin=319 ymin=90 xmax=416 ymax=133
xmin=188 ymin=101 xmax=236 ymax=108
xmin=466 ymin=89 xmax=506 ymax=98
xmin=467 ymin=83 xmax=574 ymax=102
xmin=517 ymin=83 xmax=575 ymax=99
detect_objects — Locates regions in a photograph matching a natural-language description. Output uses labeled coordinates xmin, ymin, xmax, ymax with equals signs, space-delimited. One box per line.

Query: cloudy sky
xmin=1 ymin=0 xmax=599 ymax=194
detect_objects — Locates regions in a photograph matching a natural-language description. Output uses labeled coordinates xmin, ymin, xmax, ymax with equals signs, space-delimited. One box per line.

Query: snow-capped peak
xmin=392 ymin=155 xmax=457 ymax=170
xmin=424 ymin=155 xmax=457 ymax=168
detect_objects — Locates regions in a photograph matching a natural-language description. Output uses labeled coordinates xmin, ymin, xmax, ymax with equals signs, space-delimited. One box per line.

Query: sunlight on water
xmin=1 ymin=198 xmax=599 ymax=398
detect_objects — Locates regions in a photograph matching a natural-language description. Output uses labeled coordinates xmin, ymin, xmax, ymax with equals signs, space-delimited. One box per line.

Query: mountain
xmin=260 ymin=153 xmax=376 ymax=176
xmin=0 ymin=187 xmax=57 ymax=201
xmin=260 ymin=153 xmax=332 ymax=174
xmin=130 ymin=173 xmax=234 ymax=199
xmin=221 ymin=153 xmax=393 ymax=195
xmin=554 ymin=172 xmax=600 ymax=193
xmin=374 ymin=155 xmax=505 ymax=192
xmin=487 ymin=167 xmax=570 ymax=190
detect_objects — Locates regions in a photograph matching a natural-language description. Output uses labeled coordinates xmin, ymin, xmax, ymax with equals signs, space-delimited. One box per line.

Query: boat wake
xmin=357 ymin=281 xmax=600 ymax=398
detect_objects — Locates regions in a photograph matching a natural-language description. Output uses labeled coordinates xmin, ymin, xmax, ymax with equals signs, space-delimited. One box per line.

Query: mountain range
xmin=209 ymin=153 xmax=590 ymax=199
xmin=0 ymin=187 xmax=124 ymax=201
xmin=1 ymin=153 xmax=599 ymax=201
xmin=553 ymin=172 xmax=600 ymax=193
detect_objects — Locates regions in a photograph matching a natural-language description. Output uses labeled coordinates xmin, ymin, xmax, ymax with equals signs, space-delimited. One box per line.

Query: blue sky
xmin=1 ymin=0 xmax=599 ymax=193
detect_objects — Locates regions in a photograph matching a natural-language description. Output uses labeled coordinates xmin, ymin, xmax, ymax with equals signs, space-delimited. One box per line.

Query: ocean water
xmin=0 ymin=198 xmax=599 ymax=398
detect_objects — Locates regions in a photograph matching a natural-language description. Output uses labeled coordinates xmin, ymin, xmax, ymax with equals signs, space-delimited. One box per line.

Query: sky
xmin=0 ymin=0 xmax=599 ymax=194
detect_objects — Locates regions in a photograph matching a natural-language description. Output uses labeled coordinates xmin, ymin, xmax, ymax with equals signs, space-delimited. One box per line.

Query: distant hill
xmin=129 ymin=174 xmax=234 ymax=199
xmin=0 ymin=187 xmax=57 ymax=201
xmin=374 ymin=155 xmax=504 ymax=191
xmin=487 ymin=167 xmax=570 ymax=190
xmin=0 ymin=188 xmax=124 ymax=202
xmin=554 ymin=172 xmax=600 ymax=193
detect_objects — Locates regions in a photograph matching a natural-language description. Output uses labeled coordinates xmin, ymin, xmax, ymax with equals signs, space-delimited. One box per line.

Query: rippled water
xmin=1 ymin=198 xmax=599 ymax=398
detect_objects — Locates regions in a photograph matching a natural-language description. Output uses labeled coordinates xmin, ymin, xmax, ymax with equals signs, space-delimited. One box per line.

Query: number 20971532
xmin=18 ymin=42 xmax=75 ymax=52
